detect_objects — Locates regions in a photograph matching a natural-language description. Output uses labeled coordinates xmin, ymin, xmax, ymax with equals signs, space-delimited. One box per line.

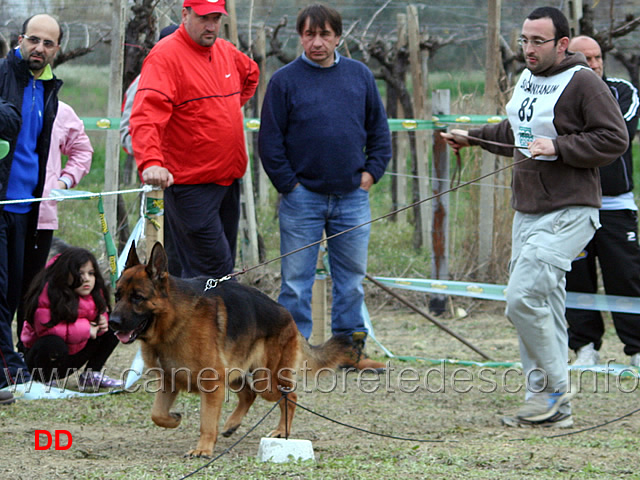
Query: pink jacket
xmin=20 ymin=284 xmax=107 ymax=355
xmin=39 ymin=101 xmax=93 ymax=230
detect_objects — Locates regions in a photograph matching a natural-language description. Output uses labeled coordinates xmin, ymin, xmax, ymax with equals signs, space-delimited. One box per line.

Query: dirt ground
xmin=2 ymin=287 xmax=640 ymax=479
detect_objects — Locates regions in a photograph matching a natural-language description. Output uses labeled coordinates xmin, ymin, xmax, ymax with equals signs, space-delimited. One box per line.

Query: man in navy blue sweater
xmin=259 ymin=4 xmax=391 ymax=371
xmin=259 ymin=3 xmax=392 ymax=371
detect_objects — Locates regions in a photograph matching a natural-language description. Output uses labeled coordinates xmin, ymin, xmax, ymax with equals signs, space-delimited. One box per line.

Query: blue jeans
xmin=278 ymin=185 xmax=371 ymax=339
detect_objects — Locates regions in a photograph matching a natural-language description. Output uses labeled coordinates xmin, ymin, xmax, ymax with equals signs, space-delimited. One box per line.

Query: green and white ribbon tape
xmin=77 ymin=116 xmax=506 ymax=132
xmin=364 ymin=277 xmax=640 ymax=378
xmin=371 ymin=276 xmax=640 ymax=314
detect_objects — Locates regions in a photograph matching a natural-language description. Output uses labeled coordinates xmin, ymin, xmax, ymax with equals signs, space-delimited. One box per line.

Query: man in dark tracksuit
xmin=0 ymin=14 xmax=62 ymax=398
xmin=565 ymin=36 xmax=640 ymax=367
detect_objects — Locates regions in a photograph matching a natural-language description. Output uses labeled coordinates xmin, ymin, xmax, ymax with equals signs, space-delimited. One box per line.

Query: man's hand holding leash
xmin=440 ymin=129 xmax=470 ymax=153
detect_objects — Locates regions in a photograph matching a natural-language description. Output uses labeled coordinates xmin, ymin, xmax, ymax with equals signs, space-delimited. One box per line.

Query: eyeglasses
xmin=22 ymin=35 xmax=57 ymax=49
xmin=517 ymin=37 xmax=555 ymax=48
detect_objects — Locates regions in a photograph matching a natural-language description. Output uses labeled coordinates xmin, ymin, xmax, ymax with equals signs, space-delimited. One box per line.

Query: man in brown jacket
xmin=442 ymin=7 xmax=627 ymax=428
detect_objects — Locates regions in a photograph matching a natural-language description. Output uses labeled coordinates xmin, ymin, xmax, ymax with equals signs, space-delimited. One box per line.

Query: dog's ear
xmin=125 ymin=242 xmax=141 ymax=269
xmin=146 ymin=242 xmax=169 ymax=281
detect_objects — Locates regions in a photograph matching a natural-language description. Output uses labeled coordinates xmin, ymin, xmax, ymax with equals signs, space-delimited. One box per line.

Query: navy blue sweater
xmin=258 ymin=56 xmax=391 ymax=194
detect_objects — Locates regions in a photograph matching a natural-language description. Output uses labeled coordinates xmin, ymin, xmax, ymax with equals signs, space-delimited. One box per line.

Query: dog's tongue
xmin=115 ymin=331 xmax=133 ymax=343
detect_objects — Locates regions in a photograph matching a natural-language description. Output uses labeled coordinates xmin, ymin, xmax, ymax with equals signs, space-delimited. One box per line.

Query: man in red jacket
xmin=130 ymin=0 xmax=259 ymax=278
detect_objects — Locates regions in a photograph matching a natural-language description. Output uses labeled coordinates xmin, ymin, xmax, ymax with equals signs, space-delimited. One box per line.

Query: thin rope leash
xmin=293 ymin=399 xmax=454 ymax=443
xmin=177 ymin=397 xmax=284 ymax=479
xmin=466 ymin=135 xmax=530 ymax=151
xmin=386 ymin=171 xmax=511 ymax=189
xmin=221 ymin=146 xmax=529 ymax=283
xmin=292 ymin=394 xmax=640 ymax=445
xmin=508 ymin=405 xmax=640 ymax=441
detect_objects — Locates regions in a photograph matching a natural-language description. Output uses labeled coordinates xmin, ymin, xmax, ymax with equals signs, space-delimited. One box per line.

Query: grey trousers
xmin=506 ymin=206 xmax=599 ymax=409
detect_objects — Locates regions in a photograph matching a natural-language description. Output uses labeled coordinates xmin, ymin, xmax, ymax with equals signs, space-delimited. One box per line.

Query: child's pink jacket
xmin=20 ymin=284 xmax=107 ymax=355
xmin=38 ymin=101 xmax=93 ymax=230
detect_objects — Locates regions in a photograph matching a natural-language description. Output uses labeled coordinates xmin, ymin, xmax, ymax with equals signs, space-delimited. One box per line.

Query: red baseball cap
xmin=183 ymin=0 xmax=228 ymax=16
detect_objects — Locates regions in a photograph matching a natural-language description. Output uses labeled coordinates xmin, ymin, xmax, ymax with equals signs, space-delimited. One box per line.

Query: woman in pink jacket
xmin=20 ymin=247 xmax=122 ymax=390
xmin=16 ymin=101 xmax=93 ymax=351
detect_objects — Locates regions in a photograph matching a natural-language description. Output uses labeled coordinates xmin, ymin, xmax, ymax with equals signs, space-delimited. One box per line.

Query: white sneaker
xmin=630 ymin=353 xmax=640 ymax=367
xmin=573 ymin=342 xmax=600 ymax=366
xmin=515 ymin=391 xmax=575 ymax=422
xmin=502 ymin=412 xmax=574 ymax=428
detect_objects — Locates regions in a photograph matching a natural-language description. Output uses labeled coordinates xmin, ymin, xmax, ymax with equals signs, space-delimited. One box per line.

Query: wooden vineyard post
xmin=144 ymin=189 xmax=164 ymax=262
xmin=309 ymin=243 xmax=329 ymax=344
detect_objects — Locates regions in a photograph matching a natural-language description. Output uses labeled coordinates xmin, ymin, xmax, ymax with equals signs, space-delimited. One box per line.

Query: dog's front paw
xmin=184 ymin=448 xmax=212 ymax=459
xmin=152 ymin=411 xmax=182 ymax=429
xmin=266 ymin=428 xmax=285 ymax=438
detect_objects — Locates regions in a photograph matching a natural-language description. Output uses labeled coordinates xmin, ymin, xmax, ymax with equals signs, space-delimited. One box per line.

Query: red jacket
xmin=130 ymin=24 xmax=259 ymax=186
xmin=21 ymin=284 xmax=107 ymax=356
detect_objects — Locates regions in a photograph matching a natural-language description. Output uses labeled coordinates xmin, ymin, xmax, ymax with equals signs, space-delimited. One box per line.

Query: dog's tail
xmin=299 ymin=333 xmax=354 ymax=373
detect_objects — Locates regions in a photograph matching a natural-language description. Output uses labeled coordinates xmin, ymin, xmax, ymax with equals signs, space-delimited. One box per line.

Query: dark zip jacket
xmin=0 ymin=48 xmax=62 ymax=214
xmin=599 ymin=77 xmax=639 ymax=196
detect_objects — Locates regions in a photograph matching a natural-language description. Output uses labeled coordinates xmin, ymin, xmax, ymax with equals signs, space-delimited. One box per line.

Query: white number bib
xmin=506 ymin=65 xmax=587 ymax=160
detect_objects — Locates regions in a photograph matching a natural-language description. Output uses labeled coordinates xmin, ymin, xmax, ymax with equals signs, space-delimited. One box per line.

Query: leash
xmin=174 ymin=382 xmax=639 ymax=478
xmin=449 ymin=133 xmax=532 ymax=187
xmin=465 ymin=134 xmax=530 ymax=151
xmin=177 ymin=397 xmax=284 ymax=479
xmin=204 ymin=136 xmax=530 ymax=290
xmin=293 ymin=398 xmax=452 ymax=443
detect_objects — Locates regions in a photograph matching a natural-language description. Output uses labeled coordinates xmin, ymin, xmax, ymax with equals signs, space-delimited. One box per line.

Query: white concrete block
xmin=257 ymin=437 xmax=315 ymax=463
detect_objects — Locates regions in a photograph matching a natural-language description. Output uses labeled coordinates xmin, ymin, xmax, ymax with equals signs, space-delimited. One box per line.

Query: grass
xmin=55 ymin=64 xmax=112 ymax=117
xmin=5 ymin=357 xmax=640 ymax=479
xmin=429 ymin=70 xmax=486 ymax=97
xmin=55 ymin=64 xmax=113 ymax=184
xmin=4 ymin=305 xmax=640 ymax=478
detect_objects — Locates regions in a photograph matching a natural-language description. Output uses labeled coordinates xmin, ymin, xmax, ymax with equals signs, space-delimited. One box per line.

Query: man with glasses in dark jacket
xmin=0 ymin=13 xmax=62 ymax=400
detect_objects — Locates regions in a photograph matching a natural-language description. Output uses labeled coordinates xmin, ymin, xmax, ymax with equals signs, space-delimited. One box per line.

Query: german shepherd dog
xmin=110 ymin=242 xmax=351 ymax=457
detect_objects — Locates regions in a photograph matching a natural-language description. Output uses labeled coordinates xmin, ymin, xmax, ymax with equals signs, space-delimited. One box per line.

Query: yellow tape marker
xmin=96 ymin=118 xmax=111 ymax=129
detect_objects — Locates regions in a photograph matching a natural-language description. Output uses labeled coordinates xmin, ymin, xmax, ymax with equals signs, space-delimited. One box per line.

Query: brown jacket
xmin=469 ymin=52 xmax=628 ymax=214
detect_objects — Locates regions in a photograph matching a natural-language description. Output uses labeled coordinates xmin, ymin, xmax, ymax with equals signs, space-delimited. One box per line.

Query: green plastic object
xmin=97 ymin=195 xmax=118 ymax=288
xmin=0 ymin=140 xmax=9 ymax=160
